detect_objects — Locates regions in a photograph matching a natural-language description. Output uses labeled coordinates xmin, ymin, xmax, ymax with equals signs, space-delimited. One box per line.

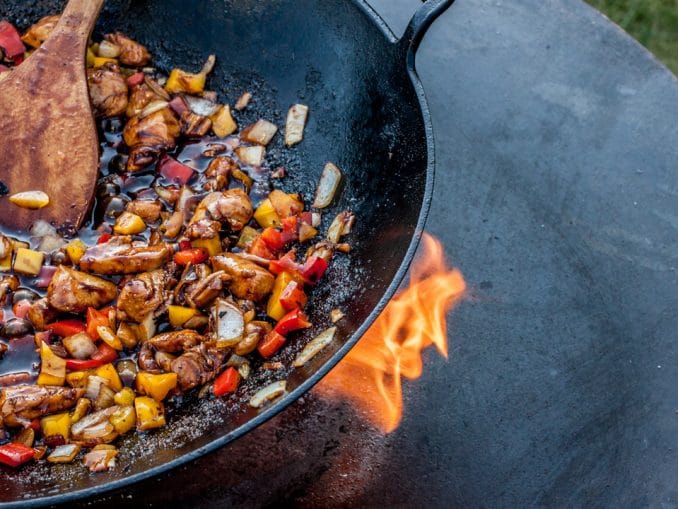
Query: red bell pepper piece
xmin=0 ymin=443 xmax=35 ymax=468
xmin=179 ymin=239 xmax=192 ymax=251
xmin=65 ymin=358 xmax=103 ymax=371
xmin=213 ymin=367 xmax=240 ymax=396
xmin=300 ymin=256 xmax=329 ymax=285
xmin=34 ymin=331 xmax=51 ymax=345
xmin=279 ymin=280 xmax=307 ymax=311
xmin=300 ymin=212 xmax=313 ymax=225
xmin=97 ymin=232 xmax=112 ymax=244
xmin=268 ymin=251 xmax=301 ymax=276
xmin=248 ymin=237 xmax=275 ymax=260
xmin=86 ymin=307 xmax=112 ymax=340
xmin=66 ymin=340 xmax=117 ymax=370
xmin=0 ymin=21 xmax=25 ymax=60
xmin=281 ymin=216 xmax=299 ymax=244
xmin=46 ymin=319 xmax=86 ymax=338
xmin=126 ymin=71 xmax=145 ymax=87
xmin=260 ymin=227 xmax=285 ymax=251
xmin=257 ymin=330 xmax=287 ymax=359
xmin=273 ymin=308 xmax=312 ymax=336
xmin=174 ymin=248 xmax=208 ymax=266
xmin=158 ymin=155 xmax=195 ymax=185
xmin=29 ymin=419 xmax=41 ymax=432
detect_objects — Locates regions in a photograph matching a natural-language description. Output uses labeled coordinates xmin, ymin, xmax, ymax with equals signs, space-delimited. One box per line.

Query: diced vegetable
xmin=37 ymin=342 xmax=66 ymax=386
xmin=211 ymin=104 xmax=237 ymax=138
xmin=269 ymin=190 xmax=303 ymax=219
xmin=63 ymin=332 xmax=97 ymax=360
xmin=0 ymin=21 xmax=25 ymax=60
xmin=110 ymin=406 xmax=136 ymax=435
xmin=0 ymin=443 xmax=35 ymax=468
xmin=293 ymin=326 xmax=337 ymax=367
xmin=113 ymin=387 xmax=136 ymax=406
xmin=95 ymin=363 xmax=124 ymax=392
xmin=213 ymin=367 xmax=240 ymax=396
xmin=234 ymin=92 xmax=252 ymax=111
xmin=71 ymin=398 xmax=91 ymax=423
xmin=285 ymin=104 xmax=309 ymax=146
xmin=86 ymin=307 xmax=111 ymax=340
xmin=93 ymin=56 xmax=118 ymax=68
xmin=47 ymin=444 xmax=81 ymax=463
xmin=65 ymin=239 xmax=88 ymax=264
xmin=279 ymin=280 xmax=308 ymax=311
xmin=211 ymin=299 xmax=245 ymax=348
xmin=326 ymin=210 xmax=356 ymax=244
xmin=191 ymin=237 xmax=222 ymax=256
xmin=41 ymin=412 xmax=71 ymax=441
xmin=174 ymin=248 xmax=208 ymax=266
xmin=91 ymin=342 xmax=119 ymax=364
xmin=158 ymin=155 xmax=195 ymax=185
xmin=83 ymin=446 xmax=118 ymax=472
xmin=113 ymin=211 xmax=146 ymax=235
xmin=135 ymin=372 xmax=177 ymax=401
xmin=13 ymin=248 xmax=44 ymax=276
xmin=267 ymin=271 xmax=303 ymax=320
xmin=241 ymin=119 xmax=278 ymax=146
xmin=312 ymin=162 xmax=342 ymax=209
xmin=249 ymin=380 xmax=287 ymax=408
xmin=253 ymin=198 xmax=281 ymax=228
xmin=164 ymin=54 xmax=215 ymax=94
xmin=274 ymin=308 xmax=312 ymax=336
xmin=47 ymin=319 xmax=86 ymax=337
xmin=236 ymin=226 xmax=259 ymax=249
xmin=261 ymin=227 xmax=285 ymax=251
xmin=257 ymin=330 xmax=286 ymax=359
xmin=168 ymin=305 xmax=199 ymax=327
xmin=134 ymin=397 xmax=166 ymax=431
xmin=330 ymin=309 xmax=345 ymax=323
xmin=235 ymin=145 xmax=266 ymax=166
xmin=97 ymin=325 xmax=124 ymax=351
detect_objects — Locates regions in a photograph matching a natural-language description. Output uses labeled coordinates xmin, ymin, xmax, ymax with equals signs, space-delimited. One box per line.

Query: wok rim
xmin=3 ymin=1 xmax=436 ymax=505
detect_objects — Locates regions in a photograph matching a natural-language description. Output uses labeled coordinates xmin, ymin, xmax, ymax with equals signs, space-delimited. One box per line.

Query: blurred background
xmin=584 ymin=0 xmax=677 ymax=74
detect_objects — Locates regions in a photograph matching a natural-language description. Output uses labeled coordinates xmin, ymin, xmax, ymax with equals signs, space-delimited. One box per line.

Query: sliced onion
xmin=83 ymin=447 xmax=118 ymax=472
xmin=241 ymin=119 xmax=278 ymax=146
xmin=184 ymin=95 xmax=220 ymax=117
xmin=237 ymin=363 xmax=251 ymax=379
xmin=85 ymin=375 xmax=109 ymax=400
xmin=97 ymin=40 xmax=120 ymax=58
xmin=144 ymin=75 xmax=171 ymax=101
xmin=326 ymin=210 xmax=355 ymax=244
xmin=71 ymin=406 xmax=119 ymax=440
xmin=176 ymin=185 xmax=195 ymax=212
xmin=139 ymin=100 xmax=169 ymax=119
xmin=63 ymin=331 xmax=97 ymax=360
xmin=293 ymin=327 xmax=336 ymax=367
xmin=312 ymin=163 xmax=342 ymax=209
xmin=234 ymin=92 xmax=252 ymax=111
xmin=249 ymin=380 xmax=287 ymax=408
xmin=34 ymin=265 xmax=57 ymax=288
xmin=285 ymin=104 xmax=309 ymax=146
xmin=47 ymin=444 xmax=81 ymax=463
xmin=311 ymin=212 xmax=321 ymax=228
xmin=211 ymin=299 xmax=244 ymax=348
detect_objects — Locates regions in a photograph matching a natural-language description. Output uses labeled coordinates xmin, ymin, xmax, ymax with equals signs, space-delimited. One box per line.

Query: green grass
xmin=584 ymin=0 xmax=678 ymax=75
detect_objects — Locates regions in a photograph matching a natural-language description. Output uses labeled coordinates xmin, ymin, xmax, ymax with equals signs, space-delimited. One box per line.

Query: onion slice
xmin=249 ymin=380 xmax=287 ymax=408
xmin=293 ymin=327 xmax=336 ymax=367
xmin=211 ymin=299 xmax=245 ymax=348
xmin=312 ymin=163 xmax=342 ymax=209
xmin=47 ymin=444 xmax=81 ymax=463
xmin=285 ymin=104 xmax=308 ymax=146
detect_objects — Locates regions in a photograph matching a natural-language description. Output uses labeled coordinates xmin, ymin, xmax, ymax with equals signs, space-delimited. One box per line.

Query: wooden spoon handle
xmin=42 ymin=0 xmax=105 ymax=56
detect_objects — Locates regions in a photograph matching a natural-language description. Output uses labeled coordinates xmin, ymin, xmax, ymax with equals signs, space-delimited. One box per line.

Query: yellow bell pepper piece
xmin=134 ymin=397 xmax=166 ymax=431
xmin=111 ymin=405 xmax=136 ymax=435
xmin=66 ymin=370 xmax=92 ymax=388
xmin=113 ymin=387 xmax=136 ymax=407
xmin=267 ymin=271 xmax=304 ymax=321
xmin=13 ymin=248 xmax=44 ymax=276
xmin=191 ymin=236 xmax=222 ymax=256
xmin=211 ymin=104 xmax=237 ymax=138
xmin=86 ymin=47 xmax=96 ymax=67
xmin=70 ymin=398 xmax=91 ymax=423
xmin=0 ymin=253 xmax=11 ymax=271
xmin=37 ymin=342 xmax=66 ymax=386
xmin=95 ymin=363 xmax=123 ymax=392
xmin=97 ymin=325 xmax=124 ymax=351
xmin=92 ymin=56 xmax=117 ymax=68
xmin=65 ymin=239 xmax=88 ymax=264
xmin=113 ymin=211 xmax=146 ymax=235
xmin=41 ymin=412 xmax=71 ymax=440
xmin=168 ymin=305 xmax=200 ymax=328
xmin=253 ymin=198 xmax=281 ymax=228
xmin=135 ymin=372 xmax=178 ymax=401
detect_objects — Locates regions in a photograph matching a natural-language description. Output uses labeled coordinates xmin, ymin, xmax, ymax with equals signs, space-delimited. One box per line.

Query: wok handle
xmin=398 ymin=0 xmax=455 ymax=57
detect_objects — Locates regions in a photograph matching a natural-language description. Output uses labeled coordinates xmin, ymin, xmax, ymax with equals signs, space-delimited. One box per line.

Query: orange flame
xmin=316 ymin=233 xmax=465 ymax=432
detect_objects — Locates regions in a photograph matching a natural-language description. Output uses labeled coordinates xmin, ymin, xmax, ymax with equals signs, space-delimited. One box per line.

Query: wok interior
xmin=0 ymin=0 xmax=428 ymax=501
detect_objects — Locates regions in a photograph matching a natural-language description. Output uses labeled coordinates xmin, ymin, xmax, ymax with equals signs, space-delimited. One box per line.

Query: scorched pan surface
xmin=0 ymin=0 xmax=452 ymax=504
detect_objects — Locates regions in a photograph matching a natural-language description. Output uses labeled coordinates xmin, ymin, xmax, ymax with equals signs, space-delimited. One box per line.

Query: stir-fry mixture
xmin=0 ymin=16 xmax=353 ymax=471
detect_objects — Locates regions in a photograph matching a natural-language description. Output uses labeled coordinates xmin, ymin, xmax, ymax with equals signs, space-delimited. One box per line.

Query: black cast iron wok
xmin=0 ymin=0 xmax=452 ymax=504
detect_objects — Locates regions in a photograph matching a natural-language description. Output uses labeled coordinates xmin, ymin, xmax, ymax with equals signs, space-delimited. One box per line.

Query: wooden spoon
xmin=0 ymin=0 xmax=104 ymax=234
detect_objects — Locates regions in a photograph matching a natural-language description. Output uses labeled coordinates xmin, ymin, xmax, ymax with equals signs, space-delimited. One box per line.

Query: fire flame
xmin=316 ymin=233 xmax=465 ymax=432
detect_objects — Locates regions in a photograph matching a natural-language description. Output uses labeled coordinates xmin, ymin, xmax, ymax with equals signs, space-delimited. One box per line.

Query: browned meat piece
xmin=126 ymin=145 xmax=161 ymax=173
xmin=104 ymin=32 xmax=151 ymax=67
xmin=185 ymin=270 xmax=228 ymax=309
xmin=180 ymin=111 xmax=212 ymax=138
xmin=185 ymin=189 xmax=253 ymax=239
xmin=26 ymin=297 xmax=59 ymax=331
xmin=174 ymin=263 xmax=211 ymax=307
xmin=125 ymin=200 xmax=163 ymax=223
xmin=126 ymin=82 xmax=162 ymax=118
xmin=0 ymin=274 xmax=19 ymax=305
xmin=87 ymin=64 xmax=128 ymax=118
xmin=117 ymin=269 xmax=171 ymax=323
xmin=211 ymin=253 xmax=275 ymax=302
xmin=21 ymin=15 xmax=59 ymax=48
xmin=137 ymin=342 xmax=160 ymax=372
xmin=0 ymin=234 xmax=12 ymax=259
xmin=170 ymin=344 xmax=227 ymax=391
xmin=204 ymin=156 xmax=238 ymax=191
xmin=79 ymin=236 xmax=173 ymax=275
xmin=0 ymin=385 xmax=84 ymax=428
xmin=47 ymin=266 xmax=117 ymax=313
xmin=148 ymin=330 xmax=203 ymax=353
xmin=235 ymin=320 xmax=272 ymax=356
xmin=123 ymin=108 xmax=180 ymax=152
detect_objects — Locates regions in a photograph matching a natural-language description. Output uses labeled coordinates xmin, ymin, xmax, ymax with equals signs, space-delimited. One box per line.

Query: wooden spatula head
xmin=0 ymin=0 xmax=104 ymax=234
